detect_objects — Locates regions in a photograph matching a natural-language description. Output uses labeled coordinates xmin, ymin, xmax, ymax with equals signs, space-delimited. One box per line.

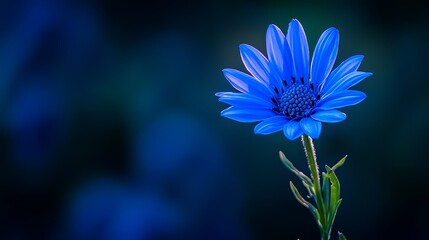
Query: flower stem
xmin=301 ymin=135 xmax=329 ymax=240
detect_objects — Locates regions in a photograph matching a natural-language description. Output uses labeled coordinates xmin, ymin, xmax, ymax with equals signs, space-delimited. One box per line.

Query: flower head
xmin=217 ymin=19 xmax=372 ymax=140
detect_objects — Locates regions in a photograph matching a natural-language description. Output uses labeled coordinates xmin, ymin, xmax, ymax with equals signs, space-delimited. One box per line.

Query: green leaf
xmin=325 ymin=166 xmax=342 ymax=232
xmin=338 ymin=231 xmax=347 ymax=240
xmin=326 ymin=166 xmax=340 ymax=202
xmin=289 ymin=181 xmax=314 ymax=209
xmin=279 ymin=151 xmax=294 ymax=169
xmin=328 ymin=199 xmax=342 ymax=230
xmin=331 ymin=155 xmax=347 ymax=172
xmin=279 ymin=151 xmax=314 ymax=191
xmin=321 ymin=172 xmax=330 ymax=216
xmin=289 ymin=181 xmax=322 ymax=229
xmin=302 ymin=180 xmax=314 ymax=198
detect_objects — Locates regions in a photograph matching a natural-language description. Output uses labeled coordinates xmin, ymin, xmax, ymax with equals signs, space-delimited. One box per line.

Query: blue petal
xmin=222 ymin=69 xmax=272 ymax=97
xmin=299 ymin=117 xmax=322 ymax=139
xmin=286 ymin=19 xmax=310 ymax=81
xmin=321 ymin=55 xmax=364 ymax=94
xmin=318 ymin=90 xmax=366 ymax=110
xmin=221 ymin=106 xmax=275 ymax=123
xmin=254 ymin=116 xmax=288 ymax=135
xmin=218 ymin=92 xmax=273 ymax=109
xmin=323 ymin=71 xmax=372 ymax=95
xmin=266 ymin=24 xmax=294 ymax=81
xmin=283 ymin=120 xmax=304 ymax=140
xmin=310 ymin=27 xmax=339 ymax=86
xmin=311 ymin=109 xmax=346 ymax=123
xmin=239 ymin=44 xmax=282 ymax=89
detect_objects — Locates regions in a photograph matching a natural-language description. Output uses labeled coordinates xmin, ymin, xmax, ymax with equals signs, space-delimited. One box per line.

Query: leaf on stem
xmin=279 ymin=151 xmax=314 ymax=191
xmin=321 ymin=172 xmax=330 ymax=217
xmin=331 ymin=155 xmax=347 ymax=171
xmin=338 ymin=231 xmax=347 ymax=240
xmin=328 ymin=199 xmax=342 ymax=231
xmin=302 ymin=180 xmax=314 ymax=198
xmin=289 ymin=181 xmax=322 ymax=229
xmin=325 ymin=166 xmax=342 ymax=231
xmin=328 ymin=168 xmax=340 ymax=194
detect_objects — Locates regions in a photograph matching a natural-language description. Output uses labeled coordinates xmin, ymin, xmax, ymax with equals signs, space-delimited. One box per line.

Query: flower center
xmin=276 ymin=83 xmax=316 ymax=118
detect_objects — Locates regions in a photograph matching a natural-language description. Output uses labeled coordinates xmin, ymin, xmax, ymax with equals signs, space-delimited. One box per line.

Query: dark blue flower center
xmin=276 ymin=83 xmax=316 ymax=118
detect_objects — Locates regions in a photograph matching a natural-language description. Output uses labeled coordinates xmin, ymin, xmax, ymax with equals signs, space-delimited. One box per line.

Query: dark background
xmin=0 ymin=0 xmax=428 ymax=239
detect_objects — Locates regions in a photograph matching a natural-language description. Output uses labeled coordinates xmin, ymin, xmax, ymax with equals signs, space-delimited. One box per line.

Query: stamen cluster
xmin=276 ymin=83 xmax=316 ymax=118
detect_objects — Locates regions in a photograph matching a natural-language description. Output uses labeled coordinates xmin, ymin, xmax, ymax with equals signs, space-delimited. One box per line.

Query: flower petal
xmin=321 ymin=55 xmax=364 ymax=93
xmin=222 ymin=69 xmax=272 ymax=97
xmin=286 ymin=19 xmax=310 ymax=81
xmin=311 ymin=109 xmax=346 ymax=123
xmin=221 ymin=106 xmax=275 ymax=123
xmin=254 ymin=116 xmax=288 ymax=135
xmin=323 ymin=71 xmax=372 ymax=95
xmin=283 ymin=120 xmax=304 ymax=140
xmin=310 ymin=27 xmax=339 ymax=86
xmin=239 ymin=44 xmax=281 ymax=88
xmin=218 ymin=92 xmax=273 ymax=109
xmin=299 ymin=117 xmax=322 ymax=139
xmin=266 ymin=24 xmax=294 ymax=81
xmin=318 ymin=90 xmax=366 ymax=110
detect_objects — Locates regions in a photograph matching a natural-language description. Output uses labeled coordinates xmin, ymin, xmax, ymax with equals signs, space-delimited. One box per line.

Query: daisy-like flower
xmin=217 ymin=19 xmax=372 ymax=140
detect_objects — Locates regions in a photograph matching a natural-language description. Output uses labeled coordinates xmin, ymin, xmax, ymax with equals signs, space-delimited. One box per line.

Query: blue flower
xmin=217 ymin=19 xmax=372 ymax=140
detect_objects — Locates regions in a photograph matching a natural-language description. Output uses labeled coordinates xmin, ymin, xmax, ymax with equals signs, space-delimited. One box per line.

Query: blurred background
xmin=0 ymin=0 xmax=428 ymax=239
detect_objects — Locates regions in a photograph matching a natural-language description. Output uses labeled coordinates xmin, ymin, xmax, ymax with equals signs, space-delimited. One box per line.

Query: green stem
xmin=301 ymin=135 xmax=329 ymax=240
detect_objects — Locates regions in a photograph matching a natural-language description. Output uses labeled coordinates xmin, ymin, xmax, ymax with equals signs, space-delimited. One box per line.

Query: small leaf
xmin=280 ymin=151 xmax=314 ymax=190
xmin=325 ymin=166 xmax=342 ymax=231
xmin=302 ymin=180 xmax=313 ymax=198
xmin=338 ymin=231 xmax=347 ymax=240
xmin=279 ymin=151 xmax=295 ymax=169
xmin=321 ymin=172 xmax=330 ymax=215
xmin=325 ymin=167 xmax=340 ymax=202
xmin=328 ymin=199 xmax=342 ymax=230
xmin=331 ymin=155 xmax=347 ymax=171
xmin=296 ymin=172 xmax=314 ymax=190
xmin=289 ymin=181 xmax=313 ymax=209
xmin=289 ymin=181 xmax=322 ymax=229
